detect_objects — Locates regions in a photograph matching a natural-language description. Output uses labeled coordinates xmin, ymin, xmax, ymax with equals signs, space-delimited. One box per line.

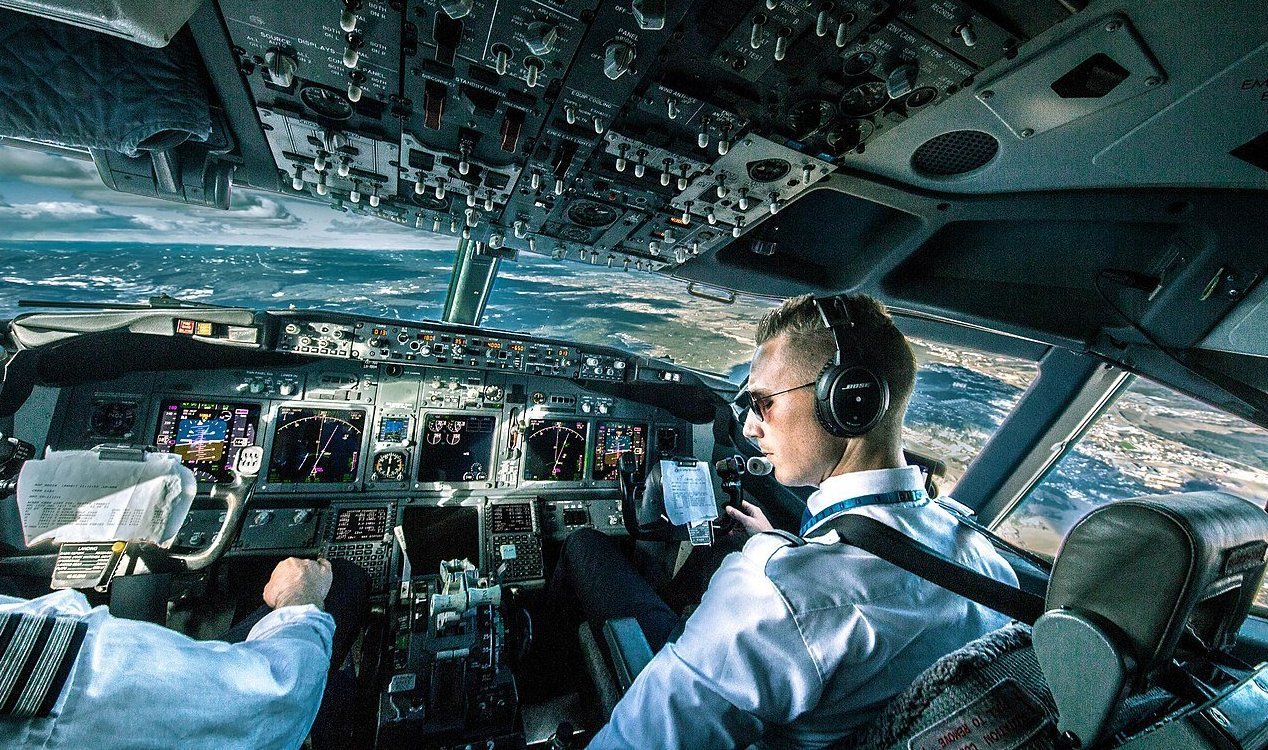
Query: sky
xmin=0 ymin=143 xmax=456 ymax=249
xmin=0 ymin=142 xmax=776 ymax=375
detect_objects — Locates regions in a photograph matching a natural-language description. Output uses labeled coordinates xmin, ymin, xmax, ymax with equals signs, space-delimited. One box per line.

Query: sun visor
xmin=0 ymin=0 xmax=202 ymax=48
xmin=0 ymin=9 xmax=211 ymax=156
xmin=1200 ymin=277 xmax=1268 ymax=358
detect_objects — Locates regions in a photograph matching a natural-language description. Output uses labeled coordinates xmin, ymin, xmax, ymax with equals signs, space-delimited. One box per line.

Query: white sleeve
xmin=589 ymin=553 xmax=825 ymax=749
xmin=49 ymin=604 xmax=335 ymax=750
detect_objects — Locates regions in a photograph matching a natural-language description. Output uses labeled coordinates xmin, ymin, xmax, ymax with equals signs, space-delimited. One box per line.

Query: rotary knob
xmin=603 ymin=41 xmax=636 ymax=81
xmin=439 ymin=0 xmax=473 ymax=19
xmin=278 ymin=382 xmax=297 ymax=397
xmin=524 ymin=21 xmax=559 ymax=55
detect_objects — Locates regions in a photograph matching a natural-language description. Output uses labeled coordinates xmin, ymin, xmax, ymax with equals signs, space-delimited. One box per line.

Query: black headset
xmin=812 ymin=296 xmax=890 ymax=437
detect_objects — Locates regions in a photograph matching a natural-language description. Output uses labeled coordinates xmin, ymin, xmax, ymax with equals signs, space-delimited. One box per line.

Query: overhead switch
xmin=423 ymin=82 xmax=447 ymax=130
xmin=264 ymin=49 xmax=297 ymax=88
xmin=603 ymin=41 xmax=636 ymax=81
xmin=439 ymin=0 xmax=473 ymax=20
xmin=525 ymin=21 xmax=560 ymax=55
xmin=885 ymin=62 xmax=917 ymax=100
xmin=632 ymin=0 xmax=666 ymax=30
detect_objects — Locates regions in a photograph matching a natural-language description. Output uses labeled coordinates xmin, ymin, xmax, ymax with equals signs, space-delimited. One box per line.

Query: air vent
xmin=912 ymin=130 xmax=1000 ymax=177
xmin=1052 ymin=53 xmax=1130 ymax=99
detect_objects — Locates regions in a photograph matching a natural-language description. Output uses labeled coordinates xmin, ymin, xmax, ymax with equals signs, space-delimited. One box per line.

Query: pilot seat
xmin=844 ymin=491 xmax=1268 ymax=750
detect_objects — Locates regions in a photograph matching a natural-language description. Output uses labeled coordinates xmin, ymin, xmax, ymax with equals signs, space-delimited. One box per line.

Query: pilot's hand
xmin=264 ymin=557 xmax=333 ymax=610
xmin=725 ymin=500 xmax=774 ymax=536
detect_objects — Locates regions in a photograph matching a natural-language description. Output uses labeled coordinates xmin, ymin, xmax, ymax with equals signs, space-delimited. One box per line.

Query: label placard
xmin=908 ymin=679 xmax=1052 ymax=750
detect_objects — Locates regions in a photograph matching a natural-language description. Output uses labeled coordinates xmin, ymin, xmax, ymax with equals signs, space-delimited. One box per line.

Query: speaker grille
xmin=912 ymin=130 xmax=999 ymax=177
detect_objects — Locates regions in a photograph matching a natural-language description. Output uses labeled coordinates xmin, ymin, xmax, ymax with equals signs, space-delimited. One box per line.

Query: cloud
xmin=0 ymin=148 xmax=97 ymax=182
xmin=229 ymin=192 xmax=300 ymax=224
xmin=0 ymin=201 xmax=109 ymax=219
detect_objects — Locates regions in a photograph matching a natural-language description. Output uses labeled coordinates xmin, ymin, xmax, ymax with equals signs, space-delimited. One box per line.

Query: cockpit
xmin=1 ymin=0 xmax=1267 ymax=746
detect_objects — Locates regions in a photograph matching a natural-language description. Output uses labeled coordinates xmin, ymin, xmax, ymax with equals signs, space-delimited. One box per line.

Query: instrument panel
xmin=49 ymin=343 xmax=699 ymax=591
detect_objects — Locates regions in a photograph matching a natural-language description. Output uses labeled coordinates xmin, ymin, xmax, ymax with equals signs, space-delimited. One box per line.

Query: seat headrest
xmin=1047 ymin=492 xmax=1268 ymax=682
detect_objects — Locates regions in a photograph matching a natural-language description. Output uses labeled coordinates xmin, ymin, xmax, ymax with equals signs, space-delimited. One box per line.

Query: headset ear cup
xmin=815 ymin=363 xmax=850 ymax=437
xmin=815 ymin=363 xmax=889 ymax=438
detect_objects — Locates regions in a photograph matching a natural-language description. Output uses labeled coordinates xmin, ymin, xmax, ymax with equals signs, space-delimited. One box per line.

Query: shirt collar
xmin=806 ymin=465 xmax=926 ymax=517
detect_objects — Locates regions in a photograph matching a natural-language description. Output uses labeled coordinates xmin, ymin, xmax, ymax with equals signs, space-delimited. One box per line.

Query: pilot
xmin=0 ymin=557 xmax=340 ymax=749
xmin=556 ymin=293 xmax=1018 ymax=748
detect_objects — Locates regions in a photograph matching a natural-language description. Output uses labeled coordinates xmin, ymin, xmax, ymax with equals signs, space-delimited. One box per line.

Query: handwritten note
xmin=17 ymin=449 xmax=196 ymax=546
xmin=660 ymin=460 xmax=718 ymax=526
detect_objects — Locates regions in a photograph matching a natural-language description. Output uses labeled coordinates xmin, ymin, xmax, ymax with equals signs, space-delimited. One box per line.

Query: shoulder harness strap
xmin=828 ymin=514 xmax=1046 ymax=625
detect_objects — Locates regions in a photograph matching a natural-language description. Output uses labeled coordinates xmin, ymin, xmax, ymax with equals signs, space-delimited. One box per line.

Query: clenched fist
xmin=263 ymin=557 xmax=333 ymax=610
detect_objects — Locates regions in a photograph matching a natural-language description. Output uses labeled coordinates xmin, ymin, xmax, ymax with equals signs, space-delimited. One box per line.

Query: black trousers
xmin=223 ymin=558 xmax=370 ymax=670
xmin=549 ymin=528 xmax=682 ymax=654
xmin=223 ymin=559 xmax=370 ymax=749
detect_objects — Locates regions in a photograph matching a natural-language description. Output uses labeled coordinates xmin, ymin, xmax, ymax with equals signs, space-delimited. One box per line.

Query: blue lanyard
xmin=800 ymin=489 xmax=926 ymax=536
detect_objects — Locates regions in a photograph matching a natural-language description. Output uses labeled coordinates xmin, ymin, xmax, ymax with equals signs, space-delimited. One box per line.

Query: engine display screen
xmin=267 ymin=407 xmax=365 ymax=483
xmin=155 ymin=400 xmax=261 ymax=482
xmin=417 ymin=414 xmax=497 ymax=482
xmin=523 ymin=419 xmax=588 ymax=482
xmin=401 ymin=506 xmax=480 ymax=573
xmin=592 ymin=422 xmax=648 ymax=481
xmin=332 ymin=507 xmax=389 ymax=542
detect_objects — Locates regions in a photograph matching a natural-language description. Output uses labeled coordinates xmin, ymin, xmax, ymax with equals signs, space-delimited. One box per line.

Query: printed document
xmin=660 ymin=460 xmax=717 ymax=526
xmin=17 ymin=449 xmax=196 ymax=546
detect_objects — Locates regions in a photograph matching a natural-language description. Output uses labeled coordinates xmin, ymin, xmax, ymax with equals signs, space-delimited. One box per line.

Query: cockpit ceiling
xmin=1 ymin=0 xmax=1265 ymax=392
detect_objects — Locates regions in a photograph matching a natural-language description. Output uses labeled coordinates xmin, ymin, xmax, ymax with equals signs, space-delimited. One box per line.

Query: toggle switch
xmin=774 ymin=27 xmax=791 ymax=61
xmin=750 ymin=14 xmax=767 ymax=49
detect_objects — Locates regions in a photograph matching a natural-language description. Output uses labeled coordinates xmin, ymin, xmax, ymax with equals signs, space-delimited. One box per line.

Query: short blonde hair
xmin=755 ymin=294 xmax=917 ymax=420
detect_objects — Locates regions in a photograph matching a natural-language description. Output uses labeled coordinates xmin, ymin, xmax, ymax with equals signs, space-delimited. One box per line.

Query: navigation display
xmin=523 ymin=419 xmax=588 ymax=482
xmin=155 ymin=400 xmax=260 ymax=482
xmin=401 ymin=506 xmax=480 ymax=572
xmin=267 ymin=407 xmax=365 ymax=483
xmin=592 ymin=421 xmax=648 ymax=481
xmin=418 ymin=414 xmax=497 ymax=482
xmin=332 ymin=507 xmax=389 ymax=542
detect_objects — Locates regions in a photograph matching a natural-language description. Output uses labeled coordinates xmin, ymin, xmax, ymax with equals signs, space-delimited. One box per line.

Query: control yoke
xmin=617 ymin=452 xmax=646 ymax=538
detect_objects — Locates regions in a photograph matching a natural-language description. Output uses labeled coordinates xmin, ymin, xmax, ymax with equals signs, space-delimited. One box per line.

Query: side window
xmin=994 ymin=378 xmax=1268 ymax=608
xmin=904 ymin=339 xmax=1038 ymax=497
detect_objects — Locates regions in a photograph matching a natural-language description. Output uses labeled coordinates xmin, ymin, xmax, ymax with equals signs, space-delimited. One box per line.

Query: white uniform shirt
xmin=0 ymin=589 xmax=334 ymax=750
xmin=592 ymin=466 xmax=1018 ymax=749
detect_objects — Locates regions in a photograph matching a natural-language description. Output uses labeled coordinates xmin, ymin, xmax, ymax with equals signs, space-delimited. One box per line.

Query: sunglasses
xmin=733 ymin=381 xmax=816 ymax=421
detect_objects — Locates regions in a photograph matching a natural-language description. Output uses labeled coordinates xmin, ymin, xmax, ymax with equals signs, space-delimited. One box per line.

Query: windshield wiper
xmin=17 ymin=294 xmax=234 ymax=311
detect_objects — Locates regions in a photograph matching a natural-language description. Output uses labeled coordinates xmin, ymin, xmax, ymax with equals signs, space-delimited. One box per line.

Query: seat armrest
xmin=602 ymin=617 xmax=655 ymax=690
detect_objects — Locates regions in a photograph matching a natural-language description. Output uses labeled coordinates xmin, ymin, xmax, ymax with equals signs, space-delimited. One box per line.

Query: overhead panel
xmin=208 ymin=0 xmax=1040 ymax=270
